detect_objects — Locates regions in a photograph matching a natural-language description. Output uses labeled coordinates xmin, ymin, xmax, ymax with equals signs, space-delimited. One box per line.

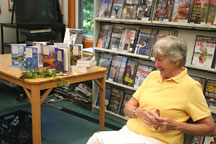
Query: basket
xmin=0 ymin=110 xmax=32 ymax=144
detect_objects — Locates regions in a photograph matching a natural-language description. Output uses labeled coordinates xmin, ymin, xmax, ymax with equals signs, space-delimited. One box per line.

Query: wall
xmin=0 ymin=0 xmax=68 ymax=53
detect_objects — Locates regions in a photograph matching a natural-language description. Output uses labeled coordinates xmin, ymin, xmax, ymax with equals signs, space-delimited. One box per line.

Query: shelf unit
xmin=92 ymin=0 xmax=216 ymax=124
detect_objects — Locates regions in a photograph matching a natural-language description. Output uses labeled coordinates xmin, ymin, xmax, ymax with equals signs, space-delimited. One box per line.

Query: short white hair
xmin=153 ymin=35 xmax=187 ymax=66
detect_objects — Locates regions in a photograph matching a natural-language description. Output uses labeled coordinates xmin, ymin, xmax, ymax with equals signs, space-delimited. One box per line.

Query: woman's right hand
xmin=136 ymin=108 xmax=160 ymax=127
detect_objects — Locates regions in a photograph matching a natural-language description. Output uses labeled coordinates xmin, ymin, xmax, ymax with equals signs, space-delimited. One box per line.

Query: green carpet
xmin=0 ymin=85 xmax=124 ymax=144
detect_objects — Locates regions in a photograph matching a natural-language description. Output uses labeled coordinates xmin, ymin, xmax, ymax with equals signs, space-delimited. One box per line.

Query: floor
xmin=0 ymin=84 xmax=124 ymax=144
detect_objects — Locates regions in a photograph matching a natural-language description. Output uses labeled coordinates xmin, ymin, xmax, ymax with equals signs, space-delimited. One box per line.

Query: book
xmin=119 ymin=92 xmax=132 ymax=116
xmin=98 ymin=56 xmax=112 ymax=79
xmin=43 ymin=45 xmax=56 ymax=69
xmin=134 ymin=64 xmax=153 ymax=89
xmin=204 ymin=79 xmax=216 ymax=99
xmin=190 ymin=0 xmax=210 ymax=24
xmin=171 ymin=0 xmax=190 ymax=22
xmin=136 ymin=0 xmax=154 ymax=20
xmin=77 ymin=63 xmax=97 ymax=73
xmin=55 ymin=47 xmax=65 ymax=73
xmin=98 ymin=0 xmax=113 ymax=18
xmin=191 ymin=35 xmax=216 ymax=69
xmin=123 ymin=59 xmax=138 ymax=87
xmin=110 ymin=0 xmax=125 ymax=19
xmin=32 ymin=42 xmax=45 ymax=68
xmin=24 ymin=46 xmax=39 ymax=71
xmin=64 ymin=28 xmax=83 ymax=45
xmin=109 ymin=28 xmax=123 ymax=50
xmin=154 ymin=0 xmax=168 ymax=21
xmin=191 ymin=136 xmax=205 ymax=144
xmin=69 ymin=44 xmax=83 ymax=65
xmin=96 ymin=24 xmax=113 ymax=49
xmin=118 ymin=28 xmax=137 ymax=53
xmin=96 ymin=88 xmax=112 ymax=109
xmin=107 ymin=87 xmax=124 ymax=114
xmin=76 ymin=56 xmax=96 ymax=67
xmin=122 ymin=3 xmax=138 ymax=19
xmin=134 ymin=28 xmax=156 ymax=56
xmin=10 ymin=44 xmax=26 ymax=69
xmin=108 ymin=55 xmax=128 ymax=83
xmin=167 ymin=0 xmax=175 ymax=21
xmin=203 ymin=136 xmax=215 ymax=144
xmin=206 ymin=0 xmax=216 ymax=25
xmin=190 ymin=75 xmax=206 ymax=90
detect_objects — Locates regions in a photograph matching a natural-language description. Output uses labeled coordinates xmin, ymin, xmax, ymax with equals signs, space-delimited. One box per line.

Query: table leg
xmin=30 ymin=85 xmax=42 ymax=144
xmin=99 ymin=76 xmax=106 ymax=131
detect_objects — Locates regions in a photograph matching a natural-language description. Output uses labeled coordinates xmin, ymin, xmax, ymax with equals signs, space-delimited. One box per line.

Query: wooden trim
xmin=83 ymin=39 xmax=93 ymax=48
xmin=68 ymin=0 xmax=76 ymax=28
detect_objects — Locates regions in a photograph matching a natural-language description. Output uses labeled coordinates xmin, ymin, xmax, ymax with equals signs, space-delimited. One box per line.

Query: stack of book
xmin=76 ymin=56 xmax=96 ymax=73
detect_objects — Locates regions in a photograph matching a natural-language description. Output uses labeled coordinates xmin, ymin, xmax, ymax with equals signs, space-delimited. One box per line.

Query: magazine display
xmin=134 ymin=28 xmax=156 ymax=56
xmin=134 ymin=64 xmax=153 ymax=89
xmin=108 ymin=55 xmax=128 ymax=83
xmin=123 ymin=59 xmax=138 ymax=87
xmin=110 ymin=0 xmax=125 ymax=19
xmin=118 ymin=28 xmax=137 ymax=53
xmin=98 ymin=0 xmax=113 ymax=18
xmin=204 ymin=79 xmax=216 ymax=99
xmin=96 ymin=24 xmax=113 ymax=49
xmin=171 ymin=0 xmax=190 ymax=22
xmin=191 ymin=35 xmax=216 ymax=69
xmin=98 ymin=56 xmax=112 ymax=79
xmin=109 ymin=28 xmax=123 ymax=50
xmin=190 ymin=0 xmax=209 ymax=24
xmin=154 ymin=0 xmax=168 ymax=21
xmin=122 ymin=0 xmax=139 ymax=19
xmin=107 ymin=87 xmax=124 ymax=114
xmin=206 ymin=0 xmax=216 ymax=25
xmin=136 ymin=0 xmax=154 ymax=20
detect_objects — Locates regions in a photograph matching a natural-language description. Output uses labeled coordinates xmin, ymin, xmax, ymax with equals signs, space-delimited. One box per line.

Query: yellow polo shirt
xmin=127 ymin=68 xmax=211 ymax=144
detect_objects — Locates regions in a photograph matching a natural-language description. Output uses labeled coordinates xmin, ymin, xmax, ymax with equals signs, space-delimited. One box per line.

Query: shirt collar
xmin=167 ymin=67 xmax=187 ymax=83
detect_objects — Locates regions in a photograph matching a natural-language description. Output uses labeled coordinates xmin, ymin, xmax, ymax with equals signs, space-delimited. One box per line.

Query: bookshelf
xmin=92 ymin=0 xmax=216 ymax=124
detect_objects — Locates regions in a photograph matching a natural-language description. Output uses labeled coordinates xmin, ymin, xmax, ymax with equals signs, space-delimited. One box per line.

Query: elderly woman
xmin=87 ymin=35 xmax=215 ymax=144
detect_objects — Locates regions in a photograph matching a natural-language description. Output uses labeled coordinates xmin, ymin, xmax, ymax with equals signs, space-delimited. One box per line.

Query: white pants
xmin=86 ymin=125 xmax=162 ymax=144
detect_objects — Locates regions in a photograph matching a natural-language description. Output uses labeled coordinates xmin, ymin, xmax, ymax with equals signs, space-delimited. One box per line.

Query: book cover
xmin=190 ymin=0 xmax=210 ymax=24
xmin=24 ymin=46 xmax=39 ymax=71
xmin=107 ymin=87 xmax=124 ymax=114
xmin=69 ymin=44 xmax=83 ymax=65
xmin=134 ymin=64 xmax=153 ymax=89
xmin=96 ymin=24 xmax=113 ymax=49
xmin=98 ymin=57 xmax=112 ymax=79
xmin=108 ymin=55 xmax=128 ymax=83
xmin=190 ymin=75 xmax=206 ymax=90
xmin=64 ymin=28 xmax=83 ymax=45
xmin=11 ymin=44 xmax=26 ymax=69
xmin=118 ymin=28 xmax=137 ymax=53
xmin=96 ymin=88 xmax=112 ymax=109
xmin=110 ymin=0 xmax=125 ymax=19
xmin=32 ymin=42 xmax=44 ymax=68
xmin=191 ymin=136 xmax=205 ymax=144
xmin=98 ymin=0 xmax=113 ymax=18
xmin=156 ymin=29 xmax=178 ymax=41
xmin=136 ymin=0 xmax=154 ymax=20
xmin=134 ymin=31 xmax=155 ymax=56
xmin=123 ymin=59 xmax=138 ymax=87
xmin=119 ymin=92 xmax=132 ymax=116
xmin=204 ymin=79 xmax=216 ymax=99
xmin=43 ymin=45 xmax=56 ymax=69
xmin=191 ymin=36 xmax=216 ymax=69
xmin=154 ymin=0 xmax=168 ymax=21
xmin=109 ymin=28 xmax=123 ymax=50
xmin=55 ymin=47 xmax=64 ymax=73
xmin=122 ymin=4 xmax=138 ymax=19
xmin=207 ymin=0 xmax=216 ymax=25
xmin=171 ymin=0 xmax=190 ymax=22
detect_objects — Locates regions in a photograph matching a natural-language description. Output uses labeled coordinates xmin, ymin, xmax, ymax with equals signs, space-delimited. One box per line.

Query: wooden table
xmin=0 ymin=54 xmax=106 ymax=144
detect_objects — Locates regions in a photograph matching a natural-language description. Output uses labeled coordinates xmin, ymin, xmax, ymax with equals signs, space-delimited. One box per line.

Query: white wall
xmin=0 ymin=0 xmax=68 ymax=53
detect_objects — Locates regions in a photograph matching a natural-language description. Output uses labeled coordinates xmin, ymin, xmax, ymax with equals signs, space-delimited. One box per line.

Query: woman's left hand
xmin=155 ymin=117 xmax=178 ymax=131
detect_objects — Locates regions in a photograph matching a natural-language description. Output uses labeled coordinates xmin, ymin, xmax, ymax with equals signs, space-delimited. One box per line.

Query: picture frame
xmin=8 ymin=0 xmax=14 ymax=11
